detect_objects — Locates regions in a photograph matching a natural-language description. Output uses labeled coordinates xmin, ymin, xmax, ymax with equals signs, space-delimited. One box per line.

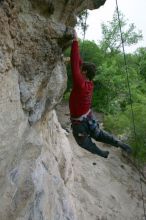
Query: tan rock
xmin=0 ymin=0 xmax=145 ymax=220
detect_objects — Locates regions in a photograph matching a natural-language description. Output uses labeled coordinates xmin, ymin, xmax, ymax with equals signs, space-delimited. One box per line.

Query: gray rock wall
xmin=0 ymin=1 xmax=106 ymax=219
xmin=0 ymin=0 xmax=106 ymax=124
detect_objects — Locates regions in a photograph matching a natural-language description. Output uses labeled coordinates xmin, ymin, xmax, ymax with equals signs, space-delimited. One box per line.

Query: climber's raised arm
xmin=70 ymin=30 xmax=84 ymax=87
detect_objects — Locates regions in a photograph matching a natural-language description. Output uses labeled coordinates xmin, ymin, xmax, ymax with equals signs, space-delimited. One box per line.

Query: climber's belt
xmin=71 ymin=109 xmax=91 ymax=122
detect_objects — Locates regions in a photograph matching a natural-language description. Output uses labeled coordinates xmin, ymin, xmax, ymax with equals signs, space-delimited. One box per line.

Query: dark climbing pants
xmin=71 ymin=113 xmax=119 ymax=155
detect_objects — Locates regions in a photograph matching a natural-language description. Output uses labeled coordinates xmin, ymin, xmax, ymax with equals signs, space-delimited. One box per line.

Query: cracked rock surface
xmin=3 ymin=1 xmax=145 ymax=220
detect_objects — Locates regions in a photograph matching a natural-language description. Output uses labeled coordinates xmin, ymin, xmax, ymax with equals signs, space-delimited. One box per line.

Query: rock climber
xmin=69 ymin=30 xmax=132 ymax=158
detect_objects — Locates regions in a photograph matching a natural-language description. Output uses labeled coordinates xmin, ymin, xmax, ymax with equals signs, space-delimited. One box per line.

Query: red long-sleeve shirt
xmin=69 ymin=40 xmax=94 ymax=117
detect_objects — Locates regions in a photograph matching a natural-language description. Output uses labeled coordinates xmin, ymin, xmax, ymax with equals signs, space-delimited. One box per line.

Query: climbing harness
xmin=115 ymin=0 xmax=146 ymax=219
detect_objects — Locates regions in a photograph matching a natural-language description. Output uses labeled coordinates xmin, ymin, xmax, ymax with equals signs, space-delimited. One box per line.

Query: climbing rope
xmin=81 ymin=8 xmax=88 ymax=57
xmin=115 ymin=0 xmax=146 ymax=219
xmin=83 ymin=9 xmax=88 ymax=42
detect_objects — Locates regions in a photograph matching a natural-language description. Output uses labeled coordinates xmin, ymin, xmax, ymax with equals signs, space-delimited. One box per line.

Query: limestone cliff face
xmin=0 ymin=0 xmax=106 ymax=124
xmin=1 ymin=1 xmax=145 ymax=220
xmin=0 ymin=1 xmax=106 ymax=220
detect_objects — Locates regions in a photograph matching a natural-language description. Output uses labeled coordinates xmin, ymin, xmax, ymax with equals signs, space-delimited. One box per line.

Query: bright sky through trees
xmin=78 ymin=0 xmax=146 ymax=52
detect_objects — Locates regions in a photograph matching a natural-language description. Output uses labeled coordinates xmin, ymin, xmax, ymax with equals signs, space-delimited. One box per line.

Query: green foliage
xmin=134 ymin=47 xmax=146 ymax=81
xmin=63 ymin=91 xmax=71 ymax=101
xmin=80 ymin=40 xmax=102 ymax=64
xmin=104 ymin=104 xmax=146 ymax=163
xmin=104 ymin=111 xmax=130 ymax=135
xmin=100 ymin=10 xmax=143 ymax=53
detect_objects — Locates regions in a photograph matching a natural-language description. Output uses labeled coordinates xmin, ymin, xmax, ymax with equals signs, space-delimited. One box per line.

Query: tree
xmin=77 ymin=10 xmax=89 ymax=38
xmin=100 ymin=10 xmax=143 ymax=53
xmin=134 ymin=47 xmax=146 ymax=81
xmin=104 ymin=103 xmax=146 ymax=163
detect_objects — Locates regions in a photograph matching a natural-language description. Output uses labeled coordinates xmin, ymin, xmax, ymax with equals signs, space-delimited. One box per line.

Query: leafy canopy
xmin=100 ymin=10 xmax=143 ymax=53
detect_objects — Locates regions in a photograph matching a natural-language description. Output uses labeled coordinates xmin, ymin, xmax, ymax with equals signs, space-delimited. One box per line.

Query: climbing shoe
xmin=97 ymin=149 xmax=109 ymax=158
xmin=119 ymin=143 xmax=132 ymax=154
xmin=101 ymin=150 xmax=109 ymax=158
